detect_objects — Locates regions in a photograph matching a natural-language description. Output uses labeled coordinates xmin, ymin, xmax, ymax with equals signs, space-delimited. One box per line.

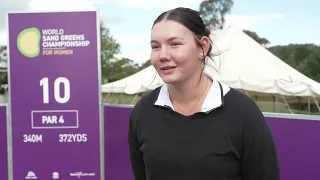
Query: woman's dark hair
xmin=151 ymin=7 xmax=219 ymax=83
xmin=152 ymin=7 xmax=214 ymax=66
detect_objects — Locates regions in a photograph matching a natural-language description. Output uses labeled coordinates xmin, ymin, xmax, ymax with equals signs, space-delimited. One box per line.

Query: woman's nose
xmin=159 ymin=46 xmax=171 ymax=62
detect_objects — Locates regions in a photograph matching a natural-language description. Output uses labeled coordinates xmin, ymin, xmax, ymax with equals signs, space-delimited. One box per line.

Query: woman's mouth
xmin=161 ymin=66 xmax=176 ymax=70
xmin=160 ymin=66 xmax=176 ymax=74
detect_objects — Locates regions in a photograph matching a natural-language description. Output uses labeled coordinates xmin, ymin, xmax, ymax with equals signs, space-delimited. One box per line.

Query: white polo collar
xmin=154 ymin=72 xmax=230 ymax=113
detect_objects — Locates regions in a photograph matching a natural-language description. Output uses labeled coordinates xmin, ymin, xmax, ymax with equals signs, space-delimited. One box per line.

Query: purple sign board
xmin=266 ymin=114 xmax=320 ymax=180
xmin=7 ymin=11 xmax=104 ymax=179
xmin=104 ymin=105 xmax=133 ymax=180
xmin=0 ymin=106 xmax=8 ymax=180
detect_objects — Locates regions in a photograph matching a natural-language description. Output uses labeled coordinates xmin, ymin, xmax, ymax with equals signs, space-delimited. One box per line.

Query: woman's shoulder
xmin=224 ymin=88 xmax=265 ymax=120
xmin=136 ymin=87 xmax=161 ymax=107
xmin=130 ymin=86 xmax=162 ymax=117
xmin=223 ymin=88 xmax=271 ymax=138
xmin=225 ymin=88 xmax=259 ymax=107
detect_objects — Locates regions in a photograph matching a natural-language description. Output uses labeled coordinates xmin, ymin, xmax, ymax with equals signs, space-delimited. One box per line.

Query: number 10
xmin=40 ymin=77 xmax=70 ymax=104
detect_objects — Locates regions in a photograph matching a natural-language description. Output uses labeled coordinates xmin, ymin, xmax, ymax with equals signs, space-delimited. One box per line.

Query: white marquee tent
xmin=101 ymin=27 xmax=320 ymax=112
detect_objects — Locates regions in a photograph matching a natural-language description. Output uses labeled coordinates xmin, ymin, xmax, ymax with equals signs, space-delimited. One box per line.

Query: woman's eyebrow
xmin=150 ymin=37 xmax=184 ymax=44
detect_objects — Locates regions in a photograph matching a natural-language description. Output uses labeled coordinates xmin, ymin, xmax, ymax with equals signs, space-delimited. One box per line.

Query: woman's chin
xmin=160 ymin=75 xmax=181 ymax=84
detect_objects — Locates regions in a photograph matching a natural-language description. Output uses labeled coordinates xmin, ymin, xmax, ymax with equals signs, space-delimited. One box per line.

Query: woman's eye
xmin=151 ymin=45 xmax=159 ymax=49
xmin=171 ymin=42 xmax=180 ymax=47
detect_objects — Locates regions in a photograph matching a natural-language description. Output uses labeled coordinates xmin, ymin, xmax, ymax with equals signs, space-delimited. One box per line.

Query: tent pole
xmin=280 ymin=94 xmax=293 ymax=114
xmin=115 ymin=95 xmax=119 ymax=104
xmin=298 ymin=97 xmax=301 ymax=114
xmin=312 ymin=96 xmax=320 ymax=112
xmin=131 ymin=94 xmax=138 ymax=105
xmin=119 ymin=93 xmax=122 ymax=104
xmin=308 ymin=97 xmax=311 ymax=114
xmin=273 ymin=95 xmax=278 ymax=113
xmin=274 ymin=80 xmax=293 ymax=114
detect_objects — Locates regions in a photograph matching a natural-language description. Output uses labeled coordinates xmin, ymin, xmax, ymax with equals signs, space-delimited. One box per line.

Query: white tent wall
xmin=207 ymin=27 xmax=320 ymax=97
xmin=101 ymin=27 xmax=320 ymax=114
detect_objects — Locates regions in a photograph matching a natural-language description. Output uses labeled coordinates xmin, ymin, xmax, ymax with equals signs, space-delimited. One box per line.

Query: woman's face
xmin=150 ymin=20 xmax=206 ymax=85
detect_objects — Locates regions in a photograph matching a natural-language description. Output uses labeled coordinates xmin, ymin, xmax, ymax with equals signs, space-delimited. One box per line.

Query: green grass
xmin=103 ymin=93 xmax=320 ymax=115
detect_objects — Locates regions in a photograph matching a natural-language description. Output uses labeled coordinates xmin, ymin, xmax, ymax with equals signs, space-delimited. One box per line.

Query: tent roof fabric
xmin=101 ymin=27 xmax=320 ymax=100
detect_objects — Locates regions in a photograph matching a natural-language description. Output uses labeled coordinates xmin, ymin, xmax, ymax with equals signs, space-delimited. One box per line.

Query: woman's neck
xmin=168 ymin=73 xmax=212 ymax=104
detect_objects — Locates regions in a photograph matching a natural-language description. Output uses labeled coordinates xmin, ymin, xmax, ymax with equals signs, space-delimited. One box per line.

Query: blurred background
xmin=0 ymin=0 xmax=319 ymax=115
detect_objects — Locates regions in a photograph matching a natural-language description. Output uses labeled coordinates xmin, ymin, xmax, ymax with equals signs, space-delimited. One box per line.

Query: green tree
xmin=297 ymin=49 xmax=320 ymax=82
xmin=139 ymin=59 xmax=151 ymax=70
xmin=267 ymin=43 xmax=320 ymax=82
xmin=199 ymin=0 xmax=234 ymax=30
xmin=100 ymin=21 xmax=121 ymax=82
xmin=243 ymin=30 xmax=270 ymax=46
xmin=108 ymin=58 xmax=140 ymax=82
xmin=268 ymin=44 xmax=319 ymax=68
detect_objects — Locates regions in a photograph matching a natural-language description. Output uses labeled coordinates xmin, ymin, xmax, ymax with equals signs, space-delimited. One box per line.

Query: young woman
xmin=128 ymin=7 xmax=280 ymax=180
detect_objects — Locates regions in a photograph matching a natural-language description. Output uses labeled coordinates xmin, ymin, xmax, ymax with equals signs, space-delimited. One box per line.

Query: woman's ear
xmin=199 ymin=36 xmax=210 ymax=56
